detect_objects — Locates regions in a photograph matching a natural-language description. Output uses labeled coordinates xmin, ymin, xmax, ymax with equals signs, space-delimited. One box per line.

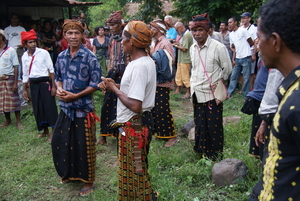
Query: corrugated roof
xmin=4 ymin=0 xmax=102 ymax=7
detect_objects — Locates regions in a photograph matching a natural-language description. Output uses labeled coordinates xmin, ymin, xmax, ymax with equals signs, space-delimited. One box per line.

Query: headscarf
xmin=20 ymin=29 xmax=37 ymax=46
xmin=0 ymin=29 xmax=5 ymax=39
xmin=62 ymin=19 xmax=86 ymax=44
xmin=190 ymin=13 xmax=210 ymax=32
xmin=150 ymin=19 xmax=169 ymax=35
xmin=62 ymin=19 xmax=85 ymax=33
xmin=124 ymin=21 xmax=152 ymax=51
xmin=106 ymin=11 xmax=123 ymax=25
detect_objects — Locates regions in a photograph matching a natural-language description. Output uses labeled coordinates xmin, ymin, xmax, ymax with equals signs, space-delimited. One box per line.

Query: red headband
xmin=190 ymin=20 xmax=210 ymax=32
xmin=21 ymin=29 xmax=37 ymax=46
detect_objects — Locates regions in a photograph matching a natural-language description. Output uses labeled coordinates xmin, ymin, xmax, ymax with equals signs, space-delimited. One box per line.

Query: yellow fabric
xmin=175 ymin=62 xmax=191 ymax=88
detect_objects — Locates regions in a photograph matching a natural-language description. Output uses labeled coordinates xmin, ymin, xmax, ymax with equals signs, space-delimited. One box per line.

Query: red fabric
xmin=84 ymin=38 xmax=93 ymax=51
xmin=60 ymin=38 xmax=68 ymax=51
xmin=21 ymin=29 xmax=37 ymax=46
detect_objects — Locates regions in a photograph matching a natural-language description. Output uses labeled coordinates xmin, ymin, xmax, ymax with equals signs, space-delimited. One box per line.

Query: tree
xmin=88 ymin=0 xmax=123 ymax=35
xmin=169 ymin=0 xmax=265 ymax=26
xmin=125 ymin=0 xmax=166 ymax=23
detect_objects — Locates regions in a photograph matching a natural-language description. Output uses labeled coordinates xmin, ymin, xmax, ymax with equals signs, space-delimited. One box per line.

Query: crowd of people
xmin=1 ymin=0 xmax=300 ymax=200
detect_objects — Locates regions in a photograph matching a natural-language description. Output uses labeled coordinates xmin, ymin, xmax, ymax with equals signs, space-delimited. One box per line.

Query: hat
xmin=0 ymin=29 xmax=5 ymax=38
xmin=104 ymin=26 xmax=110 ymax=30
xmin=240 ymin=12 xmax=252 ymax=17
xmin=21 ymin=29 xmax=37 ymax=46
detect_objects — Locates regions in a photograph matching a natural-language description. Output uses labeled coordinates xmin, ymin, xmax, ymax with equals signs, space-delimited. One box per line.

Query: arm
xmin=13 ymin=66 xmax=18 ymax=93
xmin=255 ymin=120 xmax=266 ymax=146
xmin=247 ymin=37 xmax=254 ymax=47
xmin=219 ymin=46 xmax=232 ymax=80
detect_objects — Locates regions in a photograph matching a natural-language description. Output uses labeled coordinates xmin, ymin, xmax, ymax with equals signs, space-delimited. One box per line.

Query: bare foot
xmin=96 ymin=136 xmax=107 ymax=145
xmin=37 ymin=131 xmax=49 ymax=138
xmin=0 ymin=121 xmax=12 ymax=127
xmin=16 ymin=123 xmax=23 ymax=130
xmin=80 ymin=183 xmax=94 ymax=196
xmin=164 ymin=137 xmax=179 ymax=147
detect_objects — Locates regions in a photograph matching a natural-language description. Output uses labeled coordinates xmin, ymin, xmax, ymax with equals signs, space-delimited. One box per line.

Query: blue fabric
xmin=55 ymin=44 xmax=101 ymax=120
xmin=166 ymin=27 xmax=177 ymax=40
xmin=152 ymin=49 xmax=172 ymax=83
xmin=247 ymin=63 xmax=268 ymax=101
xmin=228 ymin=56 xmax=252 ymax=97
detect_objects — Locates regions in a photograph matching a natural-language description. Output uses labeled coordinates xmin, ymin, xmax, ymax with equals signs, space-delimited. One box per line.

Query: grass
xmin=0 ymin=90 xmax=261 ymax=201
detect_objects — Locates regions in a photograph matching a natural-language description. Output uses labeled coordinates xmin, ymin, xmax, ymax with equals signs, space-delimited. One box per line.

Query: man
xmin=219 ymin=21 xmax=233 ymax=59
xmin=248 ymin=0 xmax=300 ymax=200
xmin=99 ymin=20 xmax=158 ymax=201
xmin=51 ymin=19 xmax=101 ymax=196
xmin=4 ymin=13 xmax=27 ymax=107
xmin=0 ymin=29 xmax=23 ymax=129
xmin=227 ymin=16 xmax=254 ymax=98
xmin=21 ymin=29 xmax=58 ymax=140
xmin=189 ymin=16 xmax=232 ymax=161
xmin=150 ymin=19 xmax=178 ymax=147
xmin=164 ymin=15 xmax=177 ymax=42
xmin=240 ymin=12 xmax=258 ymax=91
xmin=209 ymin=22 xmax=223 ymax=44
xmin=97 ymin=11 xmax=128 ymax=145
xmin=40 ymin=20 xmax=56 ymax=61
xmin=173 ymin=22 xmax=194 ymax=99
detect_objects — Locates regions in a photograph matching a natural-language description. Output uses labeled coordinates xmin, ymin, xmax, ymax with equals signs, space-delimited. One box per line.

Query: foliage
xmin=125 ymin=0 xmax=166 ymax=24
xmin=88 ymin=0 xmax=123 ymax=35
xmin=0 ymin=89 xmax=262 ymax=200
xmin=169 ymin=0 xmax=266 ymax=25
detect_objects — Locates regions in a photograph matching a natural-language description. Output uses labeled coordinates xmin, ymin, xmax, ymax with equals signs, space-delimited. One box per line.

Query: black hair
xmin=192 ymin=16 xmax=207 ymax=22
xmin=259 ymin=0 xmax=300 ymax=53
xmin=94 ymin=26 xmax=105 ymax=36
xmin=10 ymin=13 xmax=19 ymax=19
xmin=229 ymin=16 xmax=238 ymax=22
xmin=220 ymin=21 xmax=228 ymax=26
xmin=43 ymin=20 xmax=51 ymax=26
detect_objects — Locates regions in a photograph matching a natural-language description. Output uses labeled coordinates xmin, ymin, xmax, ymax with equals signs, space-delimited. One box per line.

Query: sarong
xmin=30 ymin=76 xmax=58 ymax=131
xmin=51 ymin=111 xmax=97 ymax=183
xmin=151 ymin=86 xmax=176 ymax=139
xmin=0 ymin=75 xmax=21 ymax=113
xmin=193 ymin=95 xmax=223 ymax=161
xmin=118 ymin=111 xmax=155 ymax=201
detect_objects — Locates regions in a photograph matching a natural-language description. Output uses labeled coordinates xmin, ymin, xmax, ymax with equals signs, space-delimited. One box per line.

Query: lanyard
xmin=0 ymin=45 xmax=10 ymax=58
xmin=28 ymin=55 xmax=35 ymax=75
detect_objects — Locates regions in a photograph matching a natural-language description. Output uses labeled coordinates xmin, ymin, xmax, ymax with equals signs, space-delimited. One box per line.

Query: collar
xmin=63 ymin=44 xmax=85 ymax=58
xmin=157 ymin=35 xmax=166 ymax=42
xmin=193 ymin=35 xmax=211 ymax=49
xmin=277 ymin=65 xmax=300 ymax=102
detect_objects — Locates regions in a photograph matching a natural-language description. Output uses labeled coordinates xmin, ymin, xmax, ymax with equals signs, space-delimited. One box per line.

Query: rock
xmin=181 ymin=120 xmax=194 ymax=135
xmin=211 ymin=158 xmax=248 ymax=187
xmin=188 ymin=127 xmax=195 ymax=141
xmin=223 ymin=116 xmax=241 ymax=125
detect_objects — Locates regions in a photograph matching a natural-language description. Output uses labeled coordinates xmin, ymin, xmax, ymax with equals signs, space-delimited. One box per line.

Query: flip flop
xmin=80 ymin=186 xmax=95 ymax=196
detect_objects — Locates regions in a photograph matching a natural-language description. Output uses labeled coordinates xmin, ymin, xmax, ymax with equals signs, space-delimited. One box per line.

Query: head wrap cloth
xmin=106 ymin=11 xmax=123 ymax=24
xmin=21 ymin=29 xmax=37 ymax=46
xmin=150 ymin=19 xmax=169 ymax=35
xmin=190 ymin=13 xmax=210 ymax=32
xmin=124 ymin=21 xmax=152 ymax=51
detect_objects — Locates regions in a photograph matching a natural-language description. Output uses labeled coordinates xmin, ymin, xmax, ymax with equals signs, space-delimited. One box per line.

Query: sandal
xmin=80 ymin=186 xmax=95 ymax=196
xmin=181 ymin=94 xmax=191 ymax=99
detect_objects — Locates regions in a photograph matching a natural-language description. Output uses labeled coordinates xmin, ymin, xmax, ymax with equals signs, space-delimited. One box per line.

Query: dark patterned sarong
xmin=118 ymin=111 xmax=154 ymax=201
xmin=51 ymin=111 xmax=97 ymax=183
xmin=151 ymin=86 xmax=176 ymax=139
xmin=0 ymin=75 xmax=21 ymax=113
xmin=30 ymin=77 xmax=58 ymax=131
xmin=193 ymin=95 xmax=223 ymax=161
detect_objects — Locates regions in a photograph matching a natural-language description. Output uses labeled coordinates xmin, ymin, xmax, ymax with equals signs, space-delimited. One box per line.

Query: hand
xmin=98 ymin=77 xmax=117 ymax=92
xmin=12 ymin=83 xmax=18 ymax=93
xmin=56 ymin=89 xmax=76 ymax=102
xmin=23 ymin=90 xmax=30 ymax=101
xmin=232 ymin=60 xmax=236 ymax=66
xmin=251 ymin=54 xmax=256 ymax=62
xmin=51 ymin=86 xmax=57 ymax=97
xmin=255 ymin=120 xmax=266 ymax=146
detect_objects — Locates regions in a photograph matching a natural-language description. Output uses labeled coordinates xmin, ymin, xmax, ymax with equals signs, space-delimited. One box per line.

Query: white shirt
xmin=190 ymin=37 xmax=232 ymax=103
xmin=243 ymin=24 xmax=257 ymax=54
xmin=4 ymin=25 xmax=26 ymax=50
xmin=229 ymin=27 xmax=251 ymax=59
xmin=22 ymin=47 xmax=54 ymax=83
xmin=0 ymin=46 xmax=19 ymax=75
xmin=117 ymin=56 xmax=156 ymax=123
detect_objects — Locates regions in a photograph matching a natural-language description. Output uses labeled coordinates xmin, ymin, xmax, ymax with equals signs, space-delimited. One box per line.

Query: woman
xmin=93 ymin=26 xmax=109 ymax=75
xmin=99 ymin=21 xmax=158 ymax=201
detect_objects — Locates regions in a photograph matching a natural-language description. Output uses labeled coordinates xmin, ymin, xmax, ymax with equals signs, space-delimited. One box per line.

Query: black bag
xmin=241 ymin=96 xmax=260 ymax=115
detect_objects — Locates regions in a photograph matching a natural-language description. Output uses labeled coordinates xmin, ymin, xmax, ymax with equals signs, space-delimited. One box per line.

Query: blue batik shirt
xmin=55 ymin=44 xmax=101 ymax=120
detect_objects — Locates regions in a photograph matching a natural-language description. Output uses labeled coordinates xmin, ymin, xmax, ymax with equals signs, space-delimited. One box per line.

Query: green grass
xmin=0 ymin=90 xmax=261 ymax=200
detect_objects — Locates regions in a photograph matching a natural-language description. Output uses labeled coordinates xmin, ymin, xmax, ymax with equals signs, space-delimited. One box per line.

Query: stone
xmin=211 ymin=158 xmax=248 ymax=187
xmin=181 ymin=120 xmax=194 ymax=136
xmin=188 ymin=127 xmax=195 ymax=141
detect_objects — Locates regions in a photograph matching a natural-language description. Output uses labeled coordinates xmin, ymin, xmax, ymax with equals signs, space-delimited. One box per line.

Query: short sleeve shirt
xmin=0 ymin=45 xmax=19 ymax=75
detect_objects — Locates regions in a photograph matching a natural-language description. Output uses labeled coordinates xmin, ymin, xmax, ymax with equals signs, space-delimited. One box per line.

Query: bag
xmin=211 ymin=79 xmax=229 ymax=105
xmin=241 ymin=96 xmax=260 ymax=115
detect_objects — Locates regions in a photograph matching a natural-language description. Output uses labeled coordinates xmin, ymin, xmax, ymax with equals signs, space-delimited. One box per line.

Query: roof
xmin=4 ymin=0 xmax=102 ymax=7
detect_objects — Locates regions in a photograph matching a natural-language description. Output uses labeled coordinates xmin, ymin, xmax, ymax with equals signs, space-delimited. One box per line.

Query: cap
xmin=104 ymin=26 xmax=110 ymax=30
xmin=240 ymin=12 xmax=252 ymax=17
xmin=0 ymin=29 xmax=5 ymax=37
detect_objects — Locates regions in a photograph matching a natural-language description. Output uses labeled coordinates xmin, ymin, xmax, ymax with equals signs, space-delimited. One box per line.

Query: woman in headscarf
xmin=99 ymin=20 xmax=158 ymax=201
